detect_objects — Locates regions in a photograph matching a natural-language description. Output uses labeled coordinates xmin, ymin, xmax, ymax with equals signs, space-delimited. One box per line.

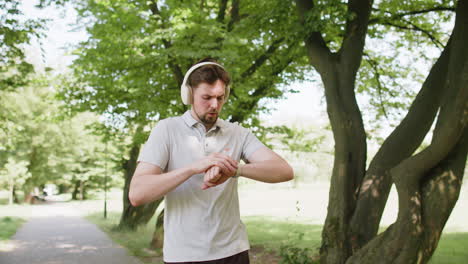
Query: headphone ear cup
xmin=187 ymin=84 xmax=193 ymax=104
xmin=181 ymin=84 xmax=191 ymax=105
xmin=224 ymin=85 xmax=230 ymax=103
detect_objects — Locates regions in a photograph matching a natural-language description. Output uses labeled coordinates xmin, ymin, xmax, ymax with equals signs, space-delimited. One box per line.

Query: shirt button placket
xmin=203 ymin=134 xmax=208 ymax=155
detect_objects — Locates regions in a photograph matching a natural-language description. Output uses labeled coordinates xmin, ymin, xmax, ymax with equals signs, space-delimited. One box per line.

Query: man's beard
xmin=200 ymin=112 xmax=218 ymax=125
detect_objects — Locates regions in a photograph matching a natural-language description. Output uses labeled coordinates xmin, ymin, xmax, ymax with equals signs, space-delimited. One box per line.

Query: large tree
xmin=64 ymin=0 xmax=308 ymax=230
xmin=295 ymin=0 xmax=466 ymax=263
xmin=64 ymin=1 xmax=466 ymax=261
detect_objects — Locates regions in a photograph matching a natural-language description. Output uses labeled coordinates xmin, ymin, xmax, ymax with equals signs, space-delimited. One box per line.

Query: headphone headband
xmin=180 ymin=62 xmax=230 ymax=105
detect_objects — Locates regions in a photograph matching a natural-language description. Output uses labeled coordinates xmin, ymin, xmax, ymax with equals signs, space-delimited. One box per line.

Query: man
xmin=129 ymin=59 xmax=294 ymax=264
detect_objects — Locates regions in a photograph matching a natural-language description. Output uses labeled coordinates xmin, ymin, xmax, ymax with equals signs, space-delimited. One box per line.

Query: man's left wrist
xmin=233 ymin=164 xmax=244 ymax=178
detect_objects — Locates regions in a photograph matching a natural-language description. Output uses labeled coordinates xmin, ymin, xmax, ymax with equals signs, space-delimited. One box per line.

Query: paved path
xmin=0 ymin=203 xmax=142 ymax=264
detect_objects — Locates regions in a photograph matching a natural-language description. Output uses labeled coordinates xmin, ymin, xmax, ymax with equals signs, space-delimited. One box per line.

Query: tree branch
xmin=393 ymin=0 xmax=468 ymax=187
xmin=148 ymin=0 xmax=184 ymax=85
xmin=227 ymin=0 xmax=240 ymax=32
xmin=349 ymin=35 xmax=453 ymax=250
xmin=363 ymin=53 xmax=389 ymax=119
xmin=339 ymin=0 xmax=374 ymax=76
xmin=230 ymin=56 xmax=295 ymax=123
xmin=380 ymin=20 xmax=445 ymax=49
xmin=217 ymin=0 xmax=229 ymax=23
xmin=369 ymin=6 xmax=456 ymax=24
xmin=240 ymin=37 xmax=285 ymax=79
xmin=294 ymin=0 xmax=332 ymax=74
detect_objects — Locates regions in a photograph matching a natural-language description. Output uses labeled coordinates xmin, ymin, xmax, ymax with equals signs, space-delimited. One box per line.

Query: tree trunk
xmin=419 ymin=129 xmax=467 ymax=262
xmin=57 ymin=184 xmax=69 ymax=194
xmin=150 ymin=208 xmax=165 ymax=250
xmin=346 ymin=130 xmax=467 ymax=264
xmin=346 ymin=1 xmax=468 ymax=262
xmin=8 ymin=184 xmax=19 ymax=204
xmin=13 ymin=185 xmax=19 ymax=204
xmin=79 ymin=180 xmax=86 ymax=200
xmin=9 ymin=184 xmax=14 ymax=205
xmin=348 ymin=34 xmax=452 ymax=250
xmin=296 ymin=0 xmax=466 ymax=263
xmin=294 ymin=1 xmax=373 ymax=262
xmin=118 ymin=130 xmax=161 ymax=230
xmin=72 ymin=180 xmax=80 ymax=200
xmin=319 ymin=64 xmax=367 ymax=264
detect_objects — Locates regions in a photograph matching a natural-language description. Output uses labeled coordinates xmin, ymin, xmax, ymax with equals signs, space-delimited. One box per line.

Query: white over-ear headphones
xmin=180 ymin=62 xmax=231 ymax=105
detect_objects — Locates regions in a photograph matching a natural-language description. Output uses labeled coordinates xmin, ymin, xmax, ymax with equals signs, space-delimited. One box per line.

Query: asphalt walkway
xmin=0 ymin=203 xmax=142 ymax=264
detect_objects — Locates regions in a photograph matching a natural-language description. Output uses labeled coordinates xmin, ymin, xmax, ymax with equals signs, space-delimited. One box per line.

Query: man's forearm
xmin=240 ymin=160 xmax=294 ymax=183
xmin=129 ymin=166 xmax=195 ymax=206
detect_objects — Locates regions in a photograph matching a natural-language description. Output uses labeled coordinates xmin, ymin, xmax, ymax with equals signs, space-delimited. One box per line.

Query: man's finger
xmin=218 ymin=153 xmax=238 ymax=168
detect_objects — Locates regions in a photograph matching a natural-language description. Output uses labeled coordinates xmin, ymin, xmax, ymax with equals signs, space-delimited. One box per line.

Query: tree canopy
xmin=0 ymin=0 xmax=46 ymax=90
xmin=1 ymin=1 xmax=465 ymax=263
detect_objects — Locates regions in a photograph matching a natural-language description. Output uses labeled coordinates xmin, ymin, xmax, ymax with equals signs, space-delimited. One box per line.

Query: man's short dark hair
xmin=188 ymin=58 xmax=231 ymax=88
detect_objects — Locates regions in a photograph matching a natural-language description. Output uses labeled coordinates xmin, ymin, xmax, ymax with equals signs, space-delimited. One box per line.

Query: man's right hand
xmin=190 ymin=152 xmax=238 ymax=176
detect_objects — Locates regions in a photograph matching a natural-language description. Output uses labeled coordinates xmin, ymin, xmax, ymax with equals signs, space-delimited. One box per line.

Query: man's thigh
xmin=164 ymin=250 xmax=250 ymax=264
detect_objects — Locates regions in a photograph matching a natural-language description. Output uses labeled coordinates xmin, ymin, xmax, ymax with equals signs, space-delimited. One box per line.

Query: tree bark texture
xmin=297 ymin=0 xmax=467 ymax=263
xmin=9 ymin=184 xmax=14 ymax=205
xmin=295 ymin=0 xmax=373 ymax=262
xmin=349 ymin=34 xmax=452 ymax=250
xmin=118 ymin=130 xmax=162 ymax=230
xmin=347 ymin=1 xmax=467 ymax=262
xmin=8 ymin=184 xmax=19 ymax=204
xmin=150 ymin=208 xmax=165 ymax=250
xmin=79 ymin=180 xmax=86 ymax=200
xmin=72 ymin=180 xmax=80 ymax=200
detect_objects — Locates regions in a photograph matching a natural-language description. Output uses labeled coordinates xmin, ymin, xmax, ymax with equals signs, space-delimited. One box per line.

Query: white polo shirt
xmin=138 ymin=111 xmax=265 ymax=262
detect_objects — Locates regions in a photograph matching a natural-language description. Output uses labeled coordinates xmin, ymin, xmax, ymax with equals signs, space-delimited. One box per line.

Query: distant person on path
xmin=129 ymin=58 xmax=294 ymax=264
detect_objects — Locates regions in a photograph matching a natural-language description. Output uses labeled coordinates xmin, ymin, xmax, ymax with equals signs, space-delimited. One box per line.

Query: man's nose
xmin=209 ymin=98 xmax=218 ymax=109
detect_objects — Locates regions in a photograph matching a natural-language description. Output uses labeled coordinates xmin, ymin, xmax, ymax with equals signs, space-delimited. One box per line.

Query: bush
xmin=279 ymin=231 xmax=318 ymax=264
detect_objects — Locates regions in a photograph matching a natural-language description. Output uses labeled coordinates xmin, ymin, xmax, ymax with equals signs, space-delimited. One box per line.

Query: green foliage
xmin=265 ymin=125 xmax=325 ymax=154
xmin=61 ymin=0 xmax=310 ymax=143
xmin=0 ymin=75 xmax=121 ymax=199
xmin=358 ymin=0 xmax=455 ymax=139
xmin=369 ymin=0 xmax=454 ymax=47
xmin=0 ymin=159 xmax=31 ymax=197
xmin=298 ymin=0 xmax=348 ymax=52
xmin=0 ymin=0 xmax=47 ymax=91
xmin=280 ymin=242 xmax=317 ymax=264
xmin=0 ymin=79 xmax=65 ymax=192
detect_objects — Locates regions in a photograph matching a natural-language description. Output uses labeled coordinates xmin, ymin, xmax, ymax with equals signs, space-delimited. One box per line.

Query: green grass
xmin=430 ymin=232 xmax=468 ymax=264
xmin=243 ymin=216 xmax=322 ymax=251
xmin=87 ymin=213 xmax=468 ymax=263
xmin=0 ymin=216 xmax=26 ymax=252
xmin=86 ymin=211 xmax=163 ymax=263
xmin=0 ymin=216 xmax=25 ymax=240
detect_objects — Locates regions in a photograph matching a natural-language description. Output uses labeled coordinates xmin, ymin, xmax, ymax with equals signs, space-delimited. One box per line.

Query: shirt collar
xmin=182 ymin=110 xmax=226 ymax=131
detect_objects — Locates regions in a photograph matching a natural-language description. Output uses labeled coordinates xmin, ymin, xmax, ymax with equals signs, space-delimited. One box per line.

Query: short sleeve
xmin=137 ymin=120 xmax=170 ymax=170
xmin=241 ymin=129 xmax=265 ymax=163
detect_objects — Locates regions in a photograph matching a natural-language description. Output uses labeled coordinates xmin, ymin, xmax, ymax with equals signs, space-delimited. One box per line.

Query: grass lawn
xmin=86 ymin=211 xmax=163 ymax=263
xmin=0 ymin=216 xmax=26 ymax=252
xmin=430 ymin=232 xmax=468 ymax=264
xmin=87 ymin=211 xmax=468 ymax=264
xmin=0 ymin=216 xmax=25 ymax=240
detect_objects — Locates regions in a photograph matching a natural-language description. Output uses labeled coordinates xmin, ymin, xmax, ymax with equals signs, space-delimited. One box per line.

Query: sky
xmin=20 ymin=1 xmax=328 ymax=128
